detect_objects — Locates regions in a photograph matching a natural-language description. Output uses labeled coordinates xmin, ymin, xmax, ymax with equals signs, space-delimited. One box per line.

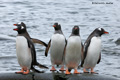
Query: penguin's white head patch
xmin=18 ymin=22 xmax=21 ymax=25
xmin=21 ymin=26 xmax=24 ymax=29
xmin=98 ymin=28 xmax=102 ymax=31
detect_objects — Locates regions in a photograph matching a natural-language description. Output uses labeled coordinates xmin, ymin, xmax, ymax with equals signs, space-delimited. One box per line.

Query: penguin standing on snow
xmin=13 ymin=22 xmax=48 ymax=74
xmin=65 ymin=26 xmax=83 ymax=74
xmin=81 ymin=28 xmax=109 ymax=73
xmin=45 ymin=23 xmax=66 ymax=71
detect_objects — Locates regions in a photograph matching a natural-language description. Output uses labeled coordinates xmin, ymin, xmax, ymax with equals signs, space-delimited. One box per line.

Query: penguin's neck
xmin=70 ymin=33 xmax=80 ymax=36
xmin=94 ymin=33 xmax=101 ymax=37
xmin=54 ymin=30 xmax=63 ymax=34
xmin=18 ymin=32 xmax=31 ymax=38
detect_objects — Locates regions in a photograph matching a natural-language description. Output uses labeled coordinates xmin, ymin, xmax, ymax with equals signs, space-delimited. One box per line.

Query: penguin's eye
xmin=21 ymin=26 xmax=24 ymax=29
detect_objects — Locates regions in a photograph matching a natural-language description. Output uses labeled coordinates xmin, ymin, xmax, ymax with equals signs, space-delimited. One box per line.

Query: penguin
xmin=45 ymin=23 xmax=66 ymax=71
xmin=13 ymin=22 xmax=48 ymax=74
xmin=81 ymin=27 xmax=109 ymax=73
xmin=65 ymin=26 xmax=83 ymax=74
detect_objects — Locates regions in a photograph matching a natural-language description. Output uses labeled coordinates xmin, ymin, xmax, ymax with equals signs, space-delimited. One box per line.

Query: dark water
xmin=0 ymin=0 xmax=120 ymax=79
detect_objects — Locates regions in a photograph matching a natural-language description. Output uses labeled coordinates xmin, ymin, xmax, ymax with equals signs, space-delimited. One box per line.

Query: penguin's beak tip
xmin=104 ymin=31 xmax=109 ymax=34
xmin=53 ymin=25 xmax=56 ymax=27
xmin=13 ymin=24 xmax=17 ymax=26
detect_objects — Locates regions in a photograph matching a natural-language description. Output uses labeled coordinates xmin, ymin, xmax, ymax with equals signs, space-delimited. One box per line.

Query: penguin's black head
xmin=53 ymin=23 xmax=61 ymax=30
xmin=13 ymin=22 xmax=27 ymax=34
xmin=95 ymin=28 xmax=109 ymax=36
xmin=72 ymin=26 xmax=79 ymax=35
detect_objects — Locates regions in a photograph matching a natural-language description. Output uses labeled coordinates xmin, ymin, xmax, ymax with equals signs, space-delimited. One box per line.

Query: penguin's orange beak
xmin=53 ymin=25 xmax=56 ymax=27
xmin=13 ymin=24 xmax=18 ymax=31
xmin=13 ymin=24 xmax=17 ymax=26
xmin=104 ymin=31 xmax=109 ymax=34
xmin=13 ymin=28 xmax=18 ymax=31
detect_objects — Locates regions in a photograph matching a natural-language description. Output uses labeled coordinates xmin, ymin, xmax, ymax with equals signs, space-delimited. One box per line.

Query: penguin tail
xmin=68 ymin=68 xmax=72 ymax=72
xmin=80 ymin=63 xmax=83 ymax=67
xmin=31 ymin=66 xmax=44 ymax=73
xmin=80 ymin=60 xmax=84 ymax=67
xmin=36 ymin=62 xmax=49 ymax=69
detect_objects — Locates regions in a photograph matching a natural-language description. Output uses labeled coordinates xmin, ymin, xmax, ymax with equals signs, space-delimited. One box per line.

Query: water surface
xmin=0 ymin=0 xmax=120 ymax=79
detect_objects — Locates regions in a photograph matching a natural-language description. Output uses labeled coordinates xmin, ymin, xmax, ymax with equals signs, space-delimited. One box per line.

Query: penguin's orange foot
xmin=59 ymin=66 xmax=65 ymax=71
xmin=15 ymin=71 xmax=24 ymax=74
xmin=74 ymin=69 xmax=80 ymax=74
xmin=83 ymin=68 xmax=89 ymax=73
xmin=91 ymin=68 xmax=98 ymax=74
xmin=84 ymin=71 xmax=89 ymax=73
xmin=50 ymin=66 xmax=56 ymax=71
xmin=23 ymin=70 xmax=30 ymax=75
xmin=91 ymin=71 xmax=98 ymax=74
xmin=15 ymin=68 xmax=24 ymax=74
xmin=65 ymin=69 xmax=71 ymax=75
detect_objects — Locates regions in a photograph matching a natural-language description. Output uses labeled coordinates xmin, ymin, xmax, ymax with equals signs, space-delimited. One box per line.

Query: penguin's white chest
xmin=50 ymin=34 xmax=66 ymax=65
xmin=16 ymin=36 xmax=32 ymax=69
xmin=65 ymin=36 xmax=82 ymax=68
xmin=84 ymin=37 xmax=101 ymax=68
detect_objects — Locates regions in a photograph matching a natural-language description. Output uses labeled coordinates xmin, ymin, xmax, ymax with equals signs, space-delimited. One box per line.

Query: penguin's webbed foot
xmin=15 ymin=68 xmax=24 ymax=74
xmin=74 ymin=69 xmax=80 ymax=74
xmin=83 ymin=68 xmax=89 ymax=73
xmin=15 ymin=71 xmax=24 ymax=74
xmin=91 ymin=68 xmax=98 ymax=74
xmin=50 ymin=66 xmax=56 ymax=71
xmin=65 ymin=69 xmax=71 ymax=75
xmin=59 ymin=66 xmax=65 ymax=71
xmin=23 ymin=70 xmax=30 ymax=75
xmin=84 ymin=71 xmax=89 ymax=73
xmin=91 ymin=71 xmax=98 ymax=74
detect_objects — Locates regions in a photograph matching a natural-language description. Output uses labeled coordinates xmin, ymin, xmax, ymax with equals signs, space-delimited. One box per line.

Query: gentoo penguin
xmin=13 ymin=22 xmax=48 ymax=74
xmin=65 ymin=26 xmax=83 ymax=74
xmin=81 ymin=27 xmax=109 ymax=73
xmin=45 ymin=23 xmax=66 ymax=71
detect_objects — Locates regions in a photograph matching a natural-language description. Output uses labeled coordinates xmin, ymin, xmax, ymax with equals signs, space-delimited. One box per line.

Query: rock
xmin=0 ymin=72 xmax=118 ymax=80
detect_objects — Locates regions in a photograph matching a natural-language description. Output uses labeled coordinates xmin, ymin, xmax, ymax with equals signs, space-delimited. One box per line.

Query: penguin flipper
xmin=63 ymin=39 xmax=67 ymax=56
xmin=62 ymin=42 xmax=66 ymax=63
xmin=84 ymin=29 xmax=96 ymax=44
xmin=45 ymin=40 xmax=51 ymax=57
xmin=97 ymin=53 xmax=101 ymax=64
xmin=26 ymin=38 xmax=48 ymax=69
xmin=81 ymin=40 xmax=91 ymax=67
xmin=31 ymin=38 xmax=47 ymax=47
xmin=81 ymin=42 xmax=84 ymax=62
xmin=36 ymin=62 xmax=48 ymax=69
xmin=62 ymin=39 xmax=67 ymax=61
xmin=80 ymin=42 xmax=84 ymax=68
xmin=26 ymin=37 xmax=37 ymax=65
